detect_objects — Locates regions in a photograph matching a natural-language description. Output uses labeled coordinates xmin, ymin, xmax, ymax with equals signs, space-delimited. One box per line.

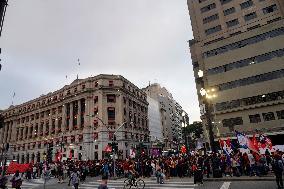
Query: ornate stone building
xmin=0 ymin=74 xmax=149 ymax=163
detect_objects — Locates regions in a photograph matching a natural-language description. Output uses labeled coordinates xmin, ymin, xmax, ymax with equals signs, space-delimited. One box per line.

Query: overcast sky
xmin=0 ymin=0 xmax=200 ymax=123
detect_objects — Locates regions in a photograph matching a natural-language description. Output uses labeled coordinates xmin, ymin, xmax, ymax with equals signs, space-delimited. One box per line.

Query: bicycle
xmin=123 ymin=178 xmax=145 ymax=189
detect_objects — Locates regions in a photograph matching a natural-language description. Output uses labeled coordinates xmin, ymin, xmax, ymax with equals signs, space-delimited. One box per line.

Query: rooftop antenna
xmin=11 ymin=91 xmax=15 ymax=105
xmin=77 ymin=58 xmax=80 ymax=80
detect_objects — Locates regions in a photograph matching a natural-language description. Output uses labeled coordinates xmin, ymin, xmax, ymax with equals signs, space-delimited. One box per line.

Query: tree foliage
xmin=184 ymin=121 xmax=203 ymax=139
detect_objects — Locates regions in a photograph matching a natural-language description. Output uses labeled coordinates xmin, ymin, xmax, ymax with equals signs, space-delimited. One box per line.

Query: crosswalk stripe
xmin=80 ymin=187 xmax=194 ymax=189
xmin=92 ymin=181 xmax=194 ymax=184
xmin=81 ymin=183 xmax=195 ymax=187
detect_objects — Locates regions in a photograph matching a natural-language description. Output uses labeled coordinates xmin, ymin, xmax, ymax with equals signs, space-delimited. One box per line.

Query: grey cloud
xmin=0 ymin=0 xmax=200 ymax=123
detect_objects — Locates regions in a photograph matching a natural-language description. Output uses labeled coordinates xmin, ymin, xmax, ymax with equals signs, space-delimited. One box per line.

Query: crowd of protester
xmin=0 ymin=148 xmax=283 ymax=189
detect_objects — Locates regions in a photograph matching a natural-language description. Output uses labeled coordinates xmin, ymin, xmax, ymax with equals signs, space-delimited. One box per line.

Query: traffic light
xmin=47 ymin=143 xmax=53 ymax=162
xmin=111 ymin=142 xmax=118 ymax=153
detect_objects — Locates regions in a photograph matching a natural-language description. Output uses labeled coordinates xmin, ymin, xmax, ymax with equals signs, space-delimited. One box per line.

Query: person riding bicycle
xmin=128 ymin=162 xmax=138 ymax=185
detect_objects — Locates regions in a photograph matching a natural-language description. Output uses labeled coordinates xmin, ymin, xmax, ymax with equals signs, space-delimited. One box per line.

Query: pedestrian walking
xmin=10 ymin=170 xmax=22 ymax=189
xmin=69 ymin=169 xmax=80 ymax=189
xmin=272 ymin=153 xmax=284 ymax=189
xmin=98 ymin=174 xmax=108 ymax=189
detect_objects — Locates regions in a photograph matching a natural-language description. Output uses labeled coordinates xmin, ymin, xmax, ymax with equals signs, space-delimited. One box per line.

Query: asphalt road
xmin=196 ymin=181 xmax=278 ymax=189
xmin=28 ymin=177 xmax=279 ymax=189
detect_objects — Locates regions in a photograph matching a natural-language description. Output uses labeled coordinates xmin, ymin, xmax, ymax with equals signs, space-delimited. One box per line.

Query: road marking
xmin=80 ymin=187 xmax=194 ymax=189
xmin=92 ymin=180 xmax=194 ymax=184
xmin=81 ymin=183 xmax=195 ymax=187
xmin=220 ymin=182 xmax=231 ymax=189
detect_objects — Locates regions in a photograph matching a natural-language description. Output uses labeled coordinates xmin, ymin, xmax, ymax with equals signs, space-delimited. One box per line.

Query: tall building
xmin=143 ymin=83 xmax=190 ymax=149
xmin=147 ymin=96 xmax=163 ymax=142
xmin=0 ymin=74 xmax=149 ymax=163
xmin=187 ymin=0 xmax=284 ymax=144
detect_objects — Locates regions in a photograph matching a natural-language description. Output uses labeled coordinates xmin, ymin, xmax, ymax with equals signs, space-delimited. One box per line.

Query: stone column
xmin=70 ymin=102 xmax=74 ymax=130
xmin=55 ymin=107 xmax=59 ymax=135
xmin=78 ymin=100 xmax=82 ymax=128
xmin=62 ymin=104 xmax=67 ymax=132
xmin=49 ymin=111 xmax=52 ymax=136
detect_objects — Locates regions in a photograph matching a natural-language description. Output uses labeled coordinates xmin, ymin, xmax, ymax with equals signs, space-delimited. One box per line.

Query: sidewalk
xmin=204 ymin=174 xmax=275 ymax=182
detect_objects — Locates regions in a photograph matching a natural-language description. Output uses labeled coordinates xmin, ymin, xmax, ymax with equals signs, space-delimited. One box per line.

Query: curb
xmin=204 ymin=177 xmax=275 ymax=182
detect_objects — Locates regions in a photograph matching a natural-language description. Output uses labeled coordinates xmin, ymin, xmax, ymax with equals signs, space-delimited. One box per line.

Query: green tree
xmin=184 ymin=121 xmax=203 ymax=139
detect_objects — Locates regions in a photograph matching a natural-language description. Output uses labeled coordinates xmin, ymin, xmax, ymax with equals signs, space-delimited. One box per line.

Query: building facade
xmin=143 ymin=83 xmax=190 ymax=149
xmin=187 ymin=0 xmax=284 ymax=144
xmin=147 ymin=96 xmax=163 ymax=142
xmin=0 ymin=74 xmax=149 ymax=163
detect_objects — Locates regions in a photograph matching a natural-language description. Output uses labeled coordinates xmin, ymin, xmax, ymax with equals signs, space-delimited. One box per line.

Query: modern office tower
xmin=187 ymin=0 xmax=284 ymax=144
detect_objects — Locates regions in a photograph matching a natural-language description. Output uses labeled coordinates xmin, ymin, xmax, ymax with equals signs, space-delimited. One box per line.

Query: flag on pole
xmin=252 ymin=134 xmax=259 ymax=152
xmin=236 ymin=131 xmax=249 ymax=148
xmin=259 ymin=134 xmax=272 ymax=150
xmin=236 ymin=131 xmax=259 ymax=153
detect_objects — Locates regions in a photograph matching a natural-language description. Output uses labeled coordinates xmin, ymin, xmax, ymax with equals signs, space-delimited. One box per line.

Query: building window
xmin=205 ymin=25 xmax=222 ymax=35
xmin=262 ymin=112 xmax=275 ymax=121
xmin=94 ymin=81 xmax=98 ymax=87
xmin=107 ymin=107 xmax=115 ymax=120
xmin=267 ymin=17 xmax=282 ymax=24
xmin=218 ymin=69 xmax=284 ymax=91
xmin=222 ymin=117 xmax=243 ymax=127
xmin=240 ymin=0 xmax=254 ymax=9
xmin=204 ymin=27 xmax=284 ymax=58
xmin=276 ymin=110 xmax=284 ymax=119
xmin=200 ymin=3 xmax=216 ymax=13
xmin=220 ymin=0 xmax=232 ymax=5
xmin=244 ymin=12 xmax=257 ymax=21
xmin=208 ymin=48 xmax=284 ymax=76
xmin=263 ymin=4 xmax=277 ymax=14
xmin=226 ymin=19 xmax=239 ymax=27
xmin=216 ymin=90 xmax=284 ymax=111
xmin=109 ymin=80 xmax=114 ymax=87
xmin=94 ymin=107 xmax=98 ymax=115
xmin=107 ymin=94 xmax=116 ymax=103
xmin=247 ymin=24 xmax=260 ymax=31
xmin=192 ymin=61 xmax=199 ymax=69
xmin=94 ymin=96 xmax=98 ymax=104
xmin=204 ymin=37 xmax=224 ymax=46
xmin=203 ymin=14 xmax=219 ymax=24
xmin=249 ymin=114 xmax=261 ymax=123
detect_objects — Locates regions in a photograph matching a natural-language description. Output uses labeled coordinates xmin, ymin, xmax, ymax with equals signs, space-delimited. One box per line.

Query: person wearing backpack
xmin=272 ymin=153 xmax=283 ymax=189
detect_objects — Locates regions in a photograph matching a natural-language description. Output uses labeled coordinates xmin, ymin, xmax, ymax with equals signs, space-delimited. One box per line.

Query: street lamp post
xmin=95 ymin=116 xmax=128 ymax=179
xmin=200 ymin=88 xmax=217 ymax=153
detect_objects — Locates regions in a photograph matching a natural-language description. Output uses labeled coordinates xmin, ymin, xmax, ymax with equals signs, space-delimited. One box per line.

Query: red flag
xmin=226 ymin=138 xmax=231 ymax=148
xmin=248 ymin=135 xmax=259 ymax=153
xmin=219 ymin=139 xmax=224 ymax=149
xmin=252 ymin=134 xmax=259 ymax=151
